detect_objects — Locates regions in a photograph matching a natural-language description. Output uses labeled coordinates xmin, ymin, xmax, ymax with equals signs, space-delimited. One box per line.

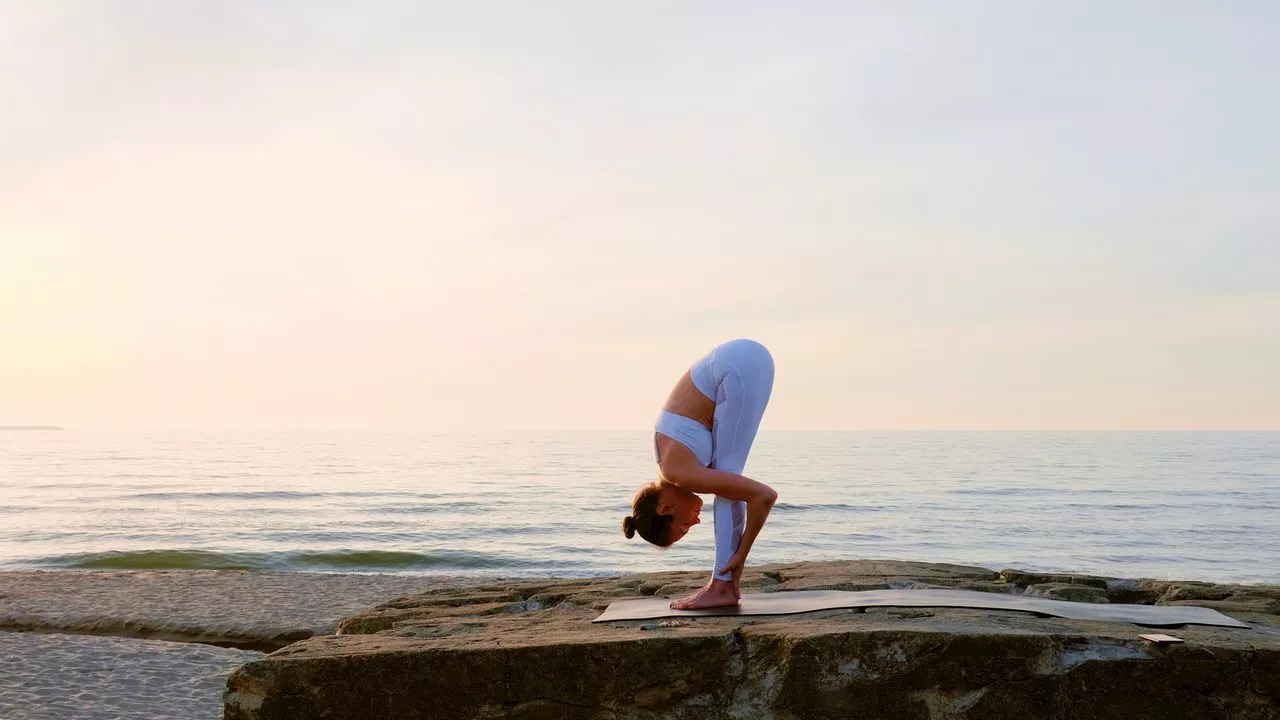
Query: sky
xmin=1 ymin=1 xmax=1277 ymax=432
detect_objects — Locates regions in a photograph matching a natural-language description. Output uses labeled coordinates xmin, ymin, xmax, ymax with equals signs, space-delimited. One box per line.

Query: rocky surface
xmin=223 ymin=560 xmax=1280 ymax=719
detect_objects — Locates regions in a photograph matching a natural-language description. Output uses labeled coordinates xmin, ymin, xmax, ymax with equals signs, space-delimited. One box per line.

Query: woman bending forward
xmin=622 ymin=338 xmax=777 ymax=610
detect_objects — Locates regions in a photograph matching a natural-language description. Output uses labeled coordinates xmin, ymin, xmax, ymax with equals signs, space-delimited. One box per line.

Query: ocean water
xmin=1 ymin=431 xmax=1277 ymax=585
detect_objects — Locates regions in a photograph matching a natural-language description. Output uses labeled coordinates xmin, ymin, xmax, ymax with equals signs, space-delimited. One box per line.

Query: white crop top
xmin=653 ymin=410 xmax=713 ymax=467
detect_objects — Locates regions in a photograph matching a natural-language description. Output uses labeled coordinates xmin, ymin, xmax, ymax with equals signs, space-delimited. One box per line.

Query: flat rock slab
xmin=224 ymin=560 xmax=1280 ymax=720
xmin=594 ymin=588 xmax=1252 ymax=628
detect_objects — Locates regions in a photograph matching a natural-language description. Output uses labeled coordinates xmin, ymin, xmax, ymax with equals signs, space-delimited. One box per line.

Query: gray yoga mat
xmin=592 ymin=588 xmax=1251 ymax=629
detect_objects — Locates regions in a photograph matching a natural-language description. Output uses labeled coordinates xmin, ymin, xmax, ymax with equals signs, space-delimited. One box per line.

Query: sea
xmin=1 ymin=431 xmax=1277 ymax=585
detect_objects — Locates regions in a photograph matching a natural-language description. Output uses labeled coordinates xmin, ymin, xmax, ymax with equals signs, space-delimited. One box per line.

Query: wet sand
xmin=0 ymin=570 xmax=464 ymax=719
xmin=0 ymin=631 xmax=261 ymax=720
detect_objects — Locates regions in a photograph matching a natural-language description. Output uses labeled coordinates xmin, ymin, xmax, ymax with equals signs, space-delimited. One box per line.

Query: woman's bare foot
xmin=670 ymin=579 xmax=739 ymax=610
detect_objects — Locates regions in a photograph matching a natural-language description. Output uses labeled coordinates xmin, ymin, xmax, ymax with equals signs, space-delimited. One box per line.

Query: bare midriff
xmin=661 ymin=370 xmax=715 ymax=428
xmin=655 ymin=370 xmax=716 ymax=464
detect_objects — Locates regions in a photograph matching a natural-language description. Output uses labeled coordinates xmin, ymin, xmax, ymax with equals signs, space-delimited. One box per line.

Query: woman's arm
xmin=658 ymin=444 xmax=777 ymax=504
xmin=660 ymin=445 xmax=777 ymax=575
xmin=727 ymin=486 xmax=775 ymax=570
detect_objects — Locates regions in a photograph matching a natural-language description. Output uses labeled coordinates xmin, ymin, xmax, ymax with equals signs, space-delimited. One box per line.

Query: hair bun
xmin=622 ymin=515 xmax=636 ymax=539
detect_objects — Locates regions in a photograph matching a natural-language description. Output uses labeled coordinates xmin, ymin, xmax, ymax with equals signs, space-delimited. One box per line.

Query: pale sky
xmin=2 ymin=1 xmax=1277 ymax=432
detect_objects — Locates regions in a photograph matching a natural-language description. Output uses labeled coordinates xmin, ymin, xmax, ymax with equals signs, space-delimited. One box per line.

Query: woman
xmin=621 ymin=338 xmax=777 ymax=610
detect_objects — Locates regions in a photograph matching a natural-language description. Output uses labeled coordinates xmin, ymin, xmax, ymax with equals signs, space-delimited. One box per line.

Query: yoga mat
xmin=592 ymin=588 xmax=1251 ymax=629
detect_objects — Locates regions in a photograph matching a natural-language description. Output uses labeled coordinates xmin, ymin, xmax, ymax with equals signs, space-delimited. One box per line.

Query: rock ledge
xmin=224 ymin=560 xmax=1280 ymax=720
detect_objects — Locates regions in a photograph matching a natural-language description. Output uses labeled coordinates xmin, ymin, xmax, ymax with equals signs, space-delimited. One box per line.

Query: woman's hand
xmin=718 ymin=548 xmax=749 ymax=585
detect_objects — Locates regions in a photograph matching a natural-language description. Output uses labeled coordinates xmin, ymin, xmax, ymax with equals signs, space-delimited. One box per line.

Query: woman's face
xmin=659 ymin=487 xmax=703 ymax=544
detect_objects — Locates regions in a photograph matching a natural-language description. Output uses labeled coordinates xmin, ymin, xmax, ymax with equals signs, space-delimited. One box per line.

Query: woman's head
xmin=622 ymin=480 xmax=703 ymax=547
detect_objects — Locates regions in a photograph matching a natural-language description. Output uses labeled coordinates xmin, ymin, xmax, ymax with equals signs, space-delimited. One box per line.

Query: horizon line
xmin=27 ymin=427 xmax=1280 ymax=434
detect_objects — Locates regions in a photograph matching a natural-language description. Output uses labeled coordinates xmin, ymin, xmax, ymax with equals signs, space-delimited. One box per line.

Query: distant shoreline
xmin=0 ymin=426 xmax=65 ymax=431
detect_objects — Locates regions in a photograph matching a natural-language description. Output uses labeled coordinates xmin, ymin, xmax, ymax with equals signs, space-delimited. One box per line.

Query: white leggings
xmin=689 ymin=339 xmax=775 ymax=581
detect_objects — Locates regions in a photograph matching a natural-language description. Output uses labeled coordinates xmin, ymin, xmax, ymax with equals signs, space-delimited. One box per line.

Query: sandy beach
xmin=0 ymin=632 xmax=262 ymax=720
xmin=0 ymin=571 xmax=461 ymax=719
